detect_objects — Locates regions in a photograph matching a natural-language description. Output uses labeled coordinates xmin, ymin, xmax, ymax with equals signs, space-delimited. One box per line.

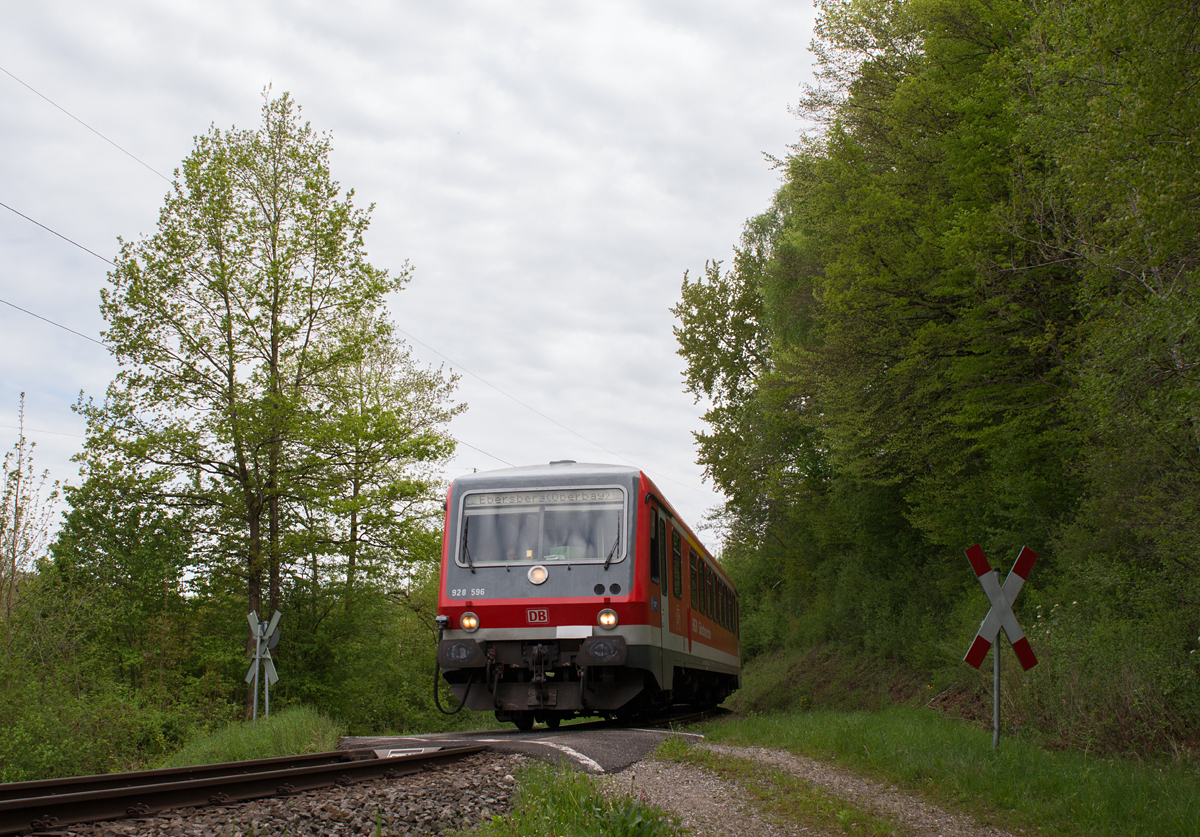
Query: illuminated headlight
xmin=597 ymin=608 xmax=618 ymax=629
xmin=527 ymin=565 xmax=548 ymax=585
xmin=460 ymin=612 xmax=480 ymax=632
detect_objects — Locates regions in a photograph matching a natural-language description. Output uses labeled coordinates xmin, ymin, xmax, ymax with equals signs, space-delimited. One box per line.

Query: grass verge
xmin=458 ymin=761 xmax=683 ymax=837
xmin=157 ymin=705 xmax=344 ymax=768
xmin=703 ymin=708 xmax=1200 ymax=837
xmin=657 ymin=735 xmax=906 ymax=836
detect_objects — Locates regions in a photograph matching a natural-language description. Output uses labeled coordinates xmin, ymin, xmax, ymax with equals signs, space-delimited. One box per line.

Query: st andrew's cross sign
xmin=963 ymin=543 xmax=1038 ymax=749
xmin=963 ymin=544 xmax=1038 ymax=671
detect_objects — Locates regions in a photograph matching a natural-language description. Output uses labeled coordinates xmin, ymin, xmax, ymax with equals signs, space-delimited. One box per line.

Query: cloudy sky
xmin=1 ymin=1 xmax=817 ymax=547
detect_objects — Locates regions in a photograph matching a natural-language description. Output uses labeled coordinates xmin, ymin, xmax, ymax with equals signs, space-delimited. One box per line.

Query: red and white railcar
xmin=436 ymin=461 xmax=740 ymax=730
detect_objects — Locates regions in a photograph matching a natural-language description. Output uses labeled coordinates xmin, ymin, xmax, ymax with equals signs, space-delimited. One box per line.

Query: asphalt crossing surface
xmin=341 ymin=723 xmax=703 ymax=774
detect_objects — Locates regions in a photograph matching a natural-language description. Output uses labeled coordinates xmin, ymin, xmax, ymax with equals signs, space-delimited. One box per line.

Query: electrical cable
xmin=0 ymin=200 xmax=116 ymax=267
xmin=0 ymin=63 xmax=172 ymax=184
xmin=0 ymin=296 xmax=107 ymax=347
xmin=432 ymin=622 xmax=473 ymax=715
xmin=393 ymin=325 xmax=716 ymax=499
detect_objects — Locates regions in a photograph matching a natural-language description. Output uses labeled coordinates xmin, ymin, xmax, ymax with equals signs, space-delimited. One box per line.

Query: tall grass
xmin=461 ymin=762 xmax=682 ymax=837
xmin=707 ymin=708 xmax=1200 ymax=837
xmin=157 ymin=705 xmax=344 ymax=768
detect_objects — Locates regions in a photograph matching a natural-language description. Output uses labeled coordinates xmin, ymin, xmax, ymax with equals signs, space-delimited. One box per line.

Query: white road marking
xmin=629 ymin=728 xmax=705 ymax=737
xmin=530 ymin=739 xmax=605 ymax=773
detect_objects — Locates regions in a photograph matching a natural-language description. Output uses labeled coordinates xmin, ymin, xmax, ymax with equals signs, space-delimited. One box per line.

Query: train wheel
xmin=513 ymin=711 xmax=535 ymax=732
xmin=545 ymin=715 xmax=561 ymax=730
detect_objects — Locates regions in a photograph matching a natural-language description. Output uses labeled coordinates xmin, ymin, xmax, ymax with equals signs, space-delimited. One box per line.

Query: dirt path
xmin=610 ymin=741 xmax=1022 ymax=837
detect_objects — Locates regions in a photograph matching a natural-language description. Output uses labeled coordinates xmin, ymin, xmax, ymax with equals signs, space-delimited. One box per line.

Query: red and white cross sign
xmin=963 ymin=544 xmax=1039 ymax=671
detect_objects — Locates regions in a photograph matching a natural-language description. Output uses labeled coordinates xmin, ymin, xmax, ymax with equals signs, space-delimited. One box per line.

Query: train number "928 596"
xmin=450 ymin=588 xmax=485 ymax=597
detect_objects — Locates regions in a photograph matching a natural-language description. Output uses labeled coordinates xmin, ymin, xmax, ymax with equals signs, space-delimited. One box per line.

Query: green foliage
xmin=78 ymin=90 xmax=460 ymax=724
xmin=727 ymin=647 xmax=927 ymax=716
xmin=1 ymin=395 xmax=59 ymax=666
xmin=463 ymin=762 xmax=683 ymax=837
xmin=1 ymin=95 xmax=468 ymax=782
xmin=157 ymin=705 xmax=343 ymax=768
xmin=676 ymin=0 xmax=1200 ymax=752
xmin=704 ymin=709 xmax=1200 ymax=837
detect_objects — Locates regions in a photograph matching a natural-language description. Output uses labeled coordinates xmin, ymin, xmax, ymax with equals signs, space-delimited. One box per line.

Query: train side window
xmin=649 ymin=508 xmax=660 ymax=585
xmin=707 ymin=566 xmax=715 ymax=619
xmin=689 ymin=550 xmax=698 ymax=608
xmin=671 ymin=530 xmax=682 ymax=599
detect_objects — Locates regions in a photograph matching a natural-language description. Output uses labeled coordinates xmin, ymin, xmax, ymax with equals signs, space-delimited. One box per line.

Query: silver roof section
xmin=451 ymin=461 xmax=642 ymax=492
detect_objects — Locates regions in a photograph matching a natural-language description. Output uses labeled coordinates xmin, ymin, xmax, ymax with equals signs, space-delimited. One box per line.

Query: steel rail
xmin=0 ymin=748 xmax=381 ymax=803
xmin=0 ymin=744 xmax=486 ymax=835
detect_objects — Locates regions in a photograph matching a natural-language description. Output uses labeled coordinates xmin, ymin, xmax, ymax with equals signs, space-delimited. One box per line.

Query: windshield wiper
xmin=463 ymin=516 xmax=476 ymax=574
xmin=604 ymin=514 xmax=621 ymax=570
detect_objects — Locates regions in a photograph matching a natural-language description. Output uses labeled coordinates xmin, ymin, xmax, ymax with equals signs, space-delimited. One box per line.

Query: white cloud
xmin=0 ymin=0 xmax=816 ymax=546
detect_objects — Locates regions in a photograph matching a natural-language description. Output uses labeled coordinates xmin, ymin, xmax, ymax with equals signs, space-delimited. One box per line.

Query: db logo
xmin=527 ymin=608 xmax=549 ymax=624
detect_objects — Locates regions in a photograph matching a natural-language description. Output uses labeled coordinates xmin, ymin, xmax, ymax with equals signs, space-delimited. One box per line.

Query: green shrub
xmin=158 ymin=704 xmax=343 ymax=768
xmin=0 ymin=685 xmax=196 ymax=782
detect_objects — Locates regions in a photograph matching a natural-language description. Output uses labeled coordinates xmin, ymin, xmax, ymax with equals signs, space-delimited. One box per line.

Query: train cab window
xmin=689 ymin=550 xmax=698 ymax=608
xmin=459 ymin=488 xmax=625 ymax=566
xmin=649 ymin=508 xmax=660 ymax=585
xmin=671 ymin=530 xmax=683 ymax=599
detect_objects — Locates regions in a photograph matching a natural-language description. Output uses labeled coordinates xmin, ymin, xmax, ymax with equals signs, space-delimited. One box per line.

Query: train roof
xmin=450 ymin=461 xmax=641 ymax=492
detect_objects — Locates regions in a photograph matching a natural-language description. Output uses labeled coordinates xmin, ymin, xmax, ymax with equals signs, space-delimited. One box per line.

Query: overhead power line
xmin=0 ymin=199 xmax=116 ymax=267
xmin=392 ymin=325 xmax=713 ymax=498
xmin=393 ymin=326 xmax=642 ymax=468
xmin=0 ymin=63 xmax=172 ymax=184
xmin=0 ymin=295 xmax=106 ymax=347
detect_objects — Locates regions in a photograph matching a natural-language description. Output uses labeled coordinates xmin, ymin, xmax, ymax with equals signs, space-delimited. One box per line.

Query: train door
xmin=657 ymin=517 xmax=669 ymax=636
xmin=648 ymin=504 xmax=669 ymax=688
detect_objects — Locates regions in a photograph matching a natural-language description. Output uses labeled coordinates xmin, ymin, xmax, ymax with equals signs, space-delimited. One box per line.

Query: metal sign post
xmin=245 ymin=610 xmax=281 ymax=722
xmin=962 ymin=544 xmax=1038 ymax=749
xmin=992 ymin=570 xmax=1001 ymax=750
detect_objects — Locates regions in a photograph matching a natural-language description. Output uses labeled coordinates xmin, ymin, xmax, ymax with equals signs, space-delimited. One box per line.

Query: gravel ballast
xmin=60 ymin=752 xmax=527 ymax=837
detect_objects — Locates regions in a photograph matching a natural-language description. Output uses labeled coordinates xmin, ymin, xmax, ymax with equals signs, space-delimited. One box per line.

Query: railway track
xmin=0 ymin=744 xmax=485 ymax=836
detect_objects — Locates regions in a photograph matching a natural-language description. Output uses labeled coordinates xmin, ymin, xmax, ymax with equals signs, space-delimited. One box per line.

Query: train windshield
xmin=458 ymin=487 xmax=626 ymax=566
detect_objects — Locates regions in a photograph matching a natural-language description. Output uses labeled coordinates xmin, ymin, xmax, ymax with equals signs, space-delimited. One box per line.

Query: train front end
xmin=435 ymin=462 xmax=650 ymax=729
